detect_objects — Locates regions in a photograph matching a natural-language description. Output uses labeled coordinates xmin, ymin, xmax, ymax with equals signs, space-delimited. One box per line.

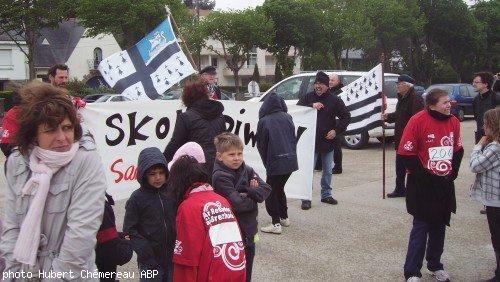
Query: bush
xmin=67 ymin=78 xmax=115 ymax=98
xmin=0 ymin=91 xmax=14 ymax=112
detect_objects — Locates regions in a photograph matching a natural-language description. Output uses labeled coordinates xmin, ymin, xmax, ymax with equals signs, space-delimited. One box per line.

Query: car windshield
xmin=95 ymin=95 xmax=111 ymax=102
xmin=426 ymin=85 xmax=454 ymax=95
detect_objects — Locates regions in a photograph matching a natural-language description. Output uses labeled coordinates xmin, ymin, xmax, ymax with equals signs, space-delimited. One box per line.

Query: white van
xmin=248 ymin=71 xmax=398 ymax=149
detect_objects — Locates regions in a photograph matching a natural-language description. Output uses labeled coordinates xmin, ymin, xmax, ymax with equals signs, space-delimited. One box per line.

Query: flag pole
xmin=165 ymin=5 xmax=199 ymax=71
xmin=380 ymin=53 xmax=386 ymax=200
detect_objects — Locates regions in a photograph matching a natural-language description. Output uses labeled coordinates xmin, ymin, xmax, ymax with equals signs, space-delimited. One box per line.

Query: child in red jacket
xmin=168 ymin=143 xmax=246 ymax=282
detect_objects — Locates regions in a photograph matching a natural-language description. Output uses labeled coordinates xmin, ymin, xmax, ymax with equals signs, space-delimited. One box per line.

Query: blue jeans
xmin=303 ymin=151 xmax=334 ymax=203
xmin=404 ymin=218 xmax=446 ymax=279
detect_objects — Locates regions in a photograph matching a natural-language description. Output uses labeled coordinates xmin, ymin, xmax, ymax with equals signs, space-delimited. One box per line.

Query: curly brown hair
xmin=484 ymin=108 xmax=500 ymax=143
xmin=15 ymin=81 xmax=82 ymax=155
xmin=181 ymin=81 xmax=209 ymax=107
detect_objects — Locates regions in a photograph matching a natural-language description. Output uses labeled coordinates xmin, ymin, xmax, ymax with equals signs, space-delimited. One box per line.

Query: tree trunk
xmin=233 ymin=69 xmax=244 ymax=100
xmin=26 ymin=29 xmax=37 ymax=80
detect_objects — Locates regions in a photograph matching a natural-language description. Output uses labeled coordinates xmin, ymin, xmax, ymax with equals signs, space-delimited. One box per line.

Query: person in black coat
xmin=199 ymin=66 xmax=222 ymax=100
xmin=472 ymin=71 xmax=500 ymax=143
xmin=256 ymin=92 xmax=298 ymax=234
xmin=123 ymin=147 xmax=176 ymax=282
xmin=163 ymin=81 xmax=226 ymax=178
xmin=96 ymin=193 xmax=133 ymax=282
xmin=329 ymin=73 xmax=345 ymax=174
xmin=297 ymin=71 xmax=350 ymax=209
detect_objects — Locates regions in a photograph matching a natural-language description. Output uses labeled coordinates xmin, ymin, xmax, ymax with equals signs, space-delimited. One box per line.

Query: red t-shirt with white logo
xmin=173 ymin=184 xmax=246 ymax=282
xmin=0 ymin=106 xmax=20 ymax=145
xmin=397 ymin=110 xmax=462 ymax=176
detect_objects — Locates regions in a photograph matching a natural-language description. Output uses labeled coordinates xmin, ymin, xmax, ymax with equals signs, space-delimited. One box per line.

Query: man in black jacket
xmin=472 ymin=71 xmax=499 ymax=143
xmin=329 ymin=74 xmax=344 ymax=174
xmin=199 ymin=66 xmax=222 ymax=100
xmin=297 ymin=71 xmax=350 ymax=210
xmin=123 ymin=147 xmax=176 ymax=282
xmin=382 ymin=74 xmax=424 ymax=198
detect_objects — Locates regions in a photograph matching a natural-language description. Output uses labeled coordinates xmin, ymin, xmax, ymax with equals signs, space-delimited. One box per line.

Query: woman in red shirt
xmin=169 ymin=150 xmax=246 ymax=282
xmin=398 ymin=88 xmax=464 ymax=282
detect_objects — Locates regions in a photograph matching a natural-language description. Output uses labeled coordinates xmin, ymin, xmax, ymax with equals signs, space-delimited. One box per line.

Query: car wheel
xmin=343 ymin=131 xmax=369 ymax=150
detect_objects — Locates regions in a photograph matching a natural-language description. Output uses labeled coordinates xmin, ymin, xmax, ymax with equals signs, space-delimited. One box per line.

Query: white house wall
xmin=65 ymin=33 xmax=121 ymax=80
xmin=0 ymin=41 xmax=28 ymax=81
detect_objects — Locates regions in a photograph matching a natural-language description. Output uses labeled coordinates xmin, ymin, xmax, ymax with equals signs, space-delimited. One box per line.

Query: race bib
xmin=428 ymin=146 xmax=453 ymax=161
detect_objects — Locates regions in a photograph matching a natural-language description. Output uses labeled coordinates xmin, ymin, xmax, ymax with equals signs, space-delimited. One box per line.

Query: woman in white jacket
xmin=470 ymin=108 xmax=500 ymax=282
xmin=0 ymin=82 xmax=107 ymax=281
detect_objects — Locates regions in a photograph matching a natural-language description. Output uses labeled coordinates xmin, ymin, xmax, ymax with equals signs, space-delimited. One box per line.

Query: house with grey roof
xmin=0 ymin=19 xmax=121 ymax=90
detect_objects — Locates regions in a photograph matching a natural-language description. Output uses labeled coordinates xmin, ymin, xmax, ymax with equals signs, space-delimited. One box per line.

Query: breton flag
xmin=98 ymin=16 xmax=196 ymax=100
xmin=339 ymin=64 xmax=383 ymax=135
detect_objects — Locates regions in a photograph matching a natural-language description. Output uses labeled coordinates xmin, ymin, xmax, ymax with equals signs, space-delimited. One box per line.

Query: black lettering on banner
xmin=106 ymin=113 xmax=124 ymax=146
xmin=224 ymin=115 xmax=234 ymax=132
xmin=244 ymin=123 xmax=257 ymax=146
xmin=156 ymin=117 xmax=170 ymax=139
xmin=296 ymin=126 xmax=307 ymax=142
xmin=128 ymin=112 xmax=153 ymax=146
xmin=235 ymin=120 xmax=242 ymax=135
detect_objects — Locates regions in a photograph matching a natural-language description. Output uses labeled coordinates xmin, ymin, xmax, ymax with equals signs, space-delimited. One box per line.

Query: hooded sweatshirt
xmin=123 ymin=147 xmax=176 ymax=270
xmin=164 ymin=99 xmax=226 ymax=175
xmin=257 ymin=93 xmax=298 ymax=176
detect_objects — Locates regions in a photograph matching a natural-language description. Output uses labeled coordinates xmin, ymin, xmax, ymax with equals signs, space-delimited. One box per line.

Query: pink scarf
xmin=13 ymin=142 xmax=79 ymax=266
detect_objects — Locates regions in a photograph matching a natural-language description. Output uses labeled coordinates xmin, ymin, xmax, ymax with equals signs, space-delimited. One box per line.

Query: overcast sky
xmin=215 ymin=0 xmax=476 ymax=11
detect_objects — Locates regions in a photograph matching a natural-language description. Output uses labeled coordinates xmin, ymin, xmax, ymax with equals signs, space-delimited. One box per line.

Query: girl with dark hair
xmin=168 ymin=144 xmax=246 ymax=281
xmin=0 ymin=81 xmax=107 ymax=280
xmin=399 ymin=88 xmax=464 ymax=282
xmin=470 ymin=108 xmax=500 ymax=282
xmin=163 ymin=81 xmax=226 ymax=176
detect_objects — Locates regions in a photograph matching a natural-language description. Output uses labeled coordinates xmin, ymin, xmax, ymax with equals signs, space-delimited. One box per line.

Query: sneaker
xmin=430 ymin=270 xmax=450 ymax=282
xmin=407 ymin=277 xmax=421 ymax=282
xmin=301 ymin=201 xmax=311 ymax=210
xmin=387 ymin=191 xmax=405 ymax=198
xmin=280 ymin=218 xmax=290 ymax=227
xmin=321 ymin=196 xmax=338 ymax=205
xmin=260 ymin=223 xmax=282 ymax=234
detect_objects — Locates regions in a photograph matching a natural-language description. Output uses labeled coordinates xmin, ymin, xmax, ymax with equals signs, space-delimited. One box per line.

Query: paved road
xmin=0 ymin=120 xmax=494 ymax=281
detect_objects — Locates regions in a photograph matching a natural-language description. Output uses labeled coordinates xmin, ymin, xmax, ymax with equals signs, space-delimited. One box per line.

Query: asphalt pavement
xmin=0 ymin=119 xmax=495 ymax=281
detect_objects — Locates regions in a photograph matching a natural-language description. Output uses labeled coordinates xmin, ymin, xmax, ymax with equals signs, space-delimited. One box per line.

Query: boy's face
xmin=217 ymin=147 xmax=243 ymax=170
xmin=146 ymin=167 xmax=167 ymax=188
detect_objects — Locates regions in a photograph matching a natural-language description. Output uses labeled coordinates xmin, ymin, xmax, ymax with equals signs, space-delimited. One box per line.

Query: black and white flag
xmin=339 ymin=64 xmax=383 ymax=135
xmin=98 ymin=16 xmax=196 ymax=100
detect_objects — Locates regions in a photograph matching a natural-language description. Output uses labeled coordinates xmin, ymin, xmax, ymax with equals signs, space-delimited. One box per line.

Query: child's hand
xmin=250 ymin=179 xmax=258 ymax=188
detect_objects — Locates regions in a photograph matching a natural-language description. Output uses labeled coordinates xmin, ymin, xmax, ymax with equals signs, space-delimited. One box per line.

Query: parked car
xmin=83 ymin=94 xmax=106 ymax=103
xmin=248 ymin=71 xmax=400 ymax=149
xmin=94 ymin=94 xmax=132 ymax=103
xmin=424 ymin=83 xmax=477 ymax=121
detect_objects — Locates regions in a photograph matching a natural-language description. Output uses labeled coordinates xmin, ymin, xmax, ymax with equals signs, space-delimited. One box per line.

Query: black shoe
xmin=387 ymin=192 xmax=405 ymax=198
xmin=480 ymin=209 xmax=487 ymax=215
xmin=321 ymin=196 xmax=338 ymax=205
xmin=332 ymin=167 xmax=342 ymax=174
xmin=301 ymin=201 xmax=311 ymax=210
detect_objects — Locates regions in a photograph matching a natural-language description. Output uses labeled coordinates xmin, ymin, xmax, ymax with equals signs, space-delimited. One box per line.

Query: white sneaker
xmin=407 ymin=277 xmax=421 ymax=282
xmin=260 ymin=223 xmax=282 ymax=234
xmin=280 ymin=218 xmax=290 ymax=227
xmin=430 ymin=270 xmax=450 ymax=281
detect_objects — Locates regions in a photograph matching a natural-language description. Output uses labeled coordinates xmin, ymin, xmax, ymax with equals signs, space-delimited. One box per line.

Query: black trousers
xmin=244 ymin=236 xmax=255 ymax=282
xmin=487 ymin=206 xmax=500 ymax=280
xmin=333 ymin=135 xmax=342 ymax=168
xmin=265 ymin=173 xmax=292 ymax=224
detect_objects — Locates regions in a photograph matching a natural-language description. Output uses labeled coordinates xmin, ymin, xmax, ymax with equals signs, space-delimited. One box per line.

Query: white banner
xmin=81 ymin=100 xmax=316 ymax=201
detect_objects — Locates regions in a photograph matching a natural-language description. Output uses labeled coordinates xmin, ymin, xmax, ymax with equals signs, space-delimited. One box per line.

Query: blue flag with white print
xmin=98 ymin=16 xmax=196 ymax=100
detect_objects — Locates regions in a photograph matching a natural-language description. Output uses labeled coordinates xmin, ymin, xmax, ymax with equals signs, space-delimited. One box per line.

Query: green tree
xmin=77 ymin=0 xmax=190 ymax=49
xmin=0 ymin=0 xmax=77 ymax=79
xmin=202 ymin=9 xmax=273 ymax=95
xmin=471 ymin=0 xmax=499 ymax=72
xmin=252 ymin=63 xmax=260 ymax=83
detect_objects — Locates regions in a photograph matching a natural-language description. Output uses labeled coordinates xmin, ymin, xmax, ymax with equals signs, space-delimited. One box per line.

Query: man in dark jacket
xmin=123 ymin=147 xmax=176 ymax=282
xmin=329 ymin=73 xmax=345 ymax=174
xmin=163 ymin=82 xmax=226 ymax=177
xmin=199 ymin=65 xmax=222 ymax=100
xmin=256 ymin=92 xmax=298 ymax=234
xmin=472 ymin=71 xmax=499 ymax=143
xmin=383 ymin=74 xmax=424 ymax=198
xmin=297 ymin=71 xmax=350 ymax=209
